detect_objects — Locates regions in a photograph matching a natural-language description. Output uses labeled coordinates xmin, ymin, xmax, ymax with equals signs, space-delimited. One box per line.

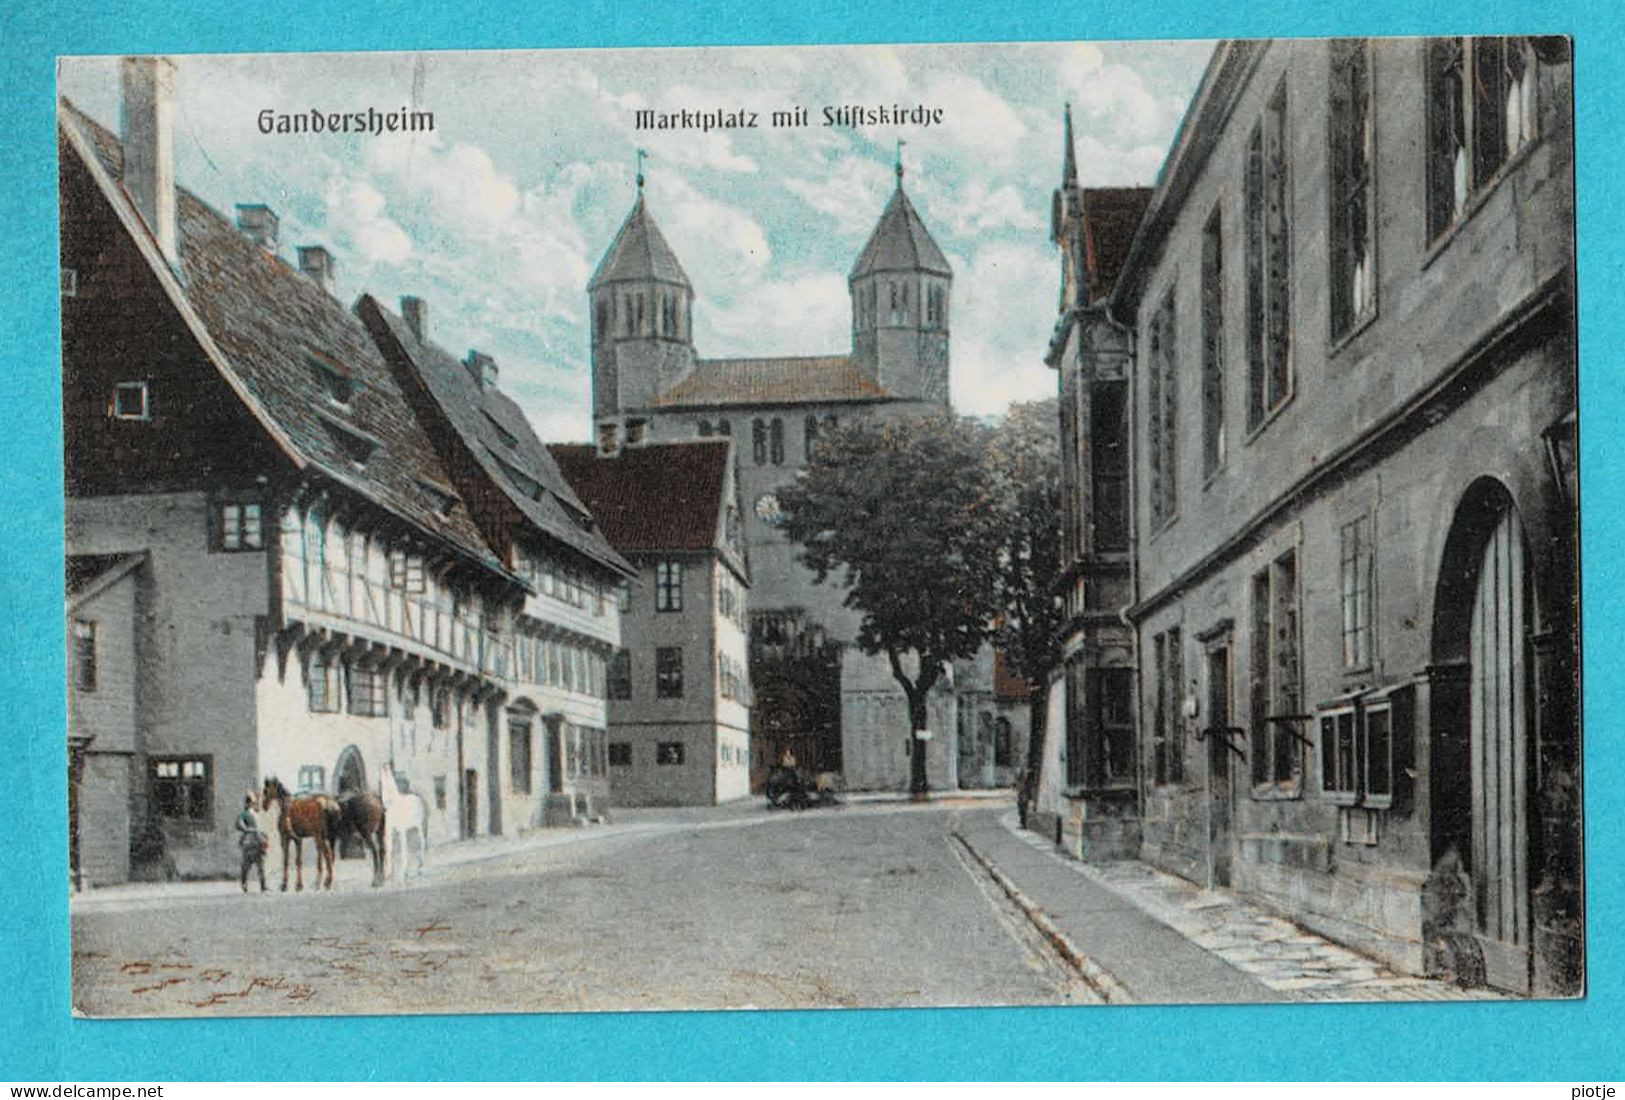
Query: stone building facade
xmin=1041 ymin=38 xmax=1579 ymax=996
xmin=60 ymin=59 xmax=630 ymax=884
xmin=585 ymin=167 xmax=962 ymax=792
xmin=551 ymin=440 xmax=754 ymax=806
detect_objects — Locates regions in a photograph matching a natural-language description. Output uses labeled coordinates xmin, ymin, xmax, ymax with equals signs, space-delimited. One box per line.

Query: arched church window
xmin=770 ymin=418 xmax=785 ymax=466
xmin=622 ymin=295 xmax=633 ymax=335
xmin=717 ymin=419 xmax=731 ymax=437
xmin=889 ymin=282 xmax=901 ymax=325
xmin=698 ymin=420 xmax=711 ymax=437
xmin=595 ymin=298 xmax=609 ymax=338
xmin=635 ymin=292 xmax=646 ymax=334
xmin=752 ymin=419 xmax=768 ymax=465
xmin=804 ymin=414 xmax=819 ymax=462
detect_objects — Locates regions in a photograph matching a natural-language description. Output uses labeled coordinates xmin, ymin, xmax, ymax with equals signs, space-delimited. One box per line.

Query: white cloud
xmin=947 ymin=243 xmax=1061 ymax=416
xmin=324 ymin=179 xmax=413 ymax=265
xmin=700 ymin=272 xmax=851 ymax=358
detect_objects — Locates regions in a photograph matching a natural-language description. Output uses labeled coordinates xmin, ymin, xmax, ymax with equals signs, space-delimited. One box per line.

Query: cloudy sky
xmin=58 ymin=42 xmax=1212 ymax=440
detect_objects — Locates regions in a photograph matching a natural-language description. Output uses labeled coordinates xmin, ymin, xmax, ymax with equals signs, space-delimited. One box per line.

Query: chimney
xmin=120 ymin=57 xmax=178 ymax=266
xmin=235 ymin=203 xmax=279 ymax=250
xmin=400 ymin=296 xmax=428 ymax=342
xmin=297 ymin=245 xmax=336 ymax=296
xmin=597 ymin=420 xmax=621 ymax=456
xmin=465 ymin=350 xmax=498 ymax=389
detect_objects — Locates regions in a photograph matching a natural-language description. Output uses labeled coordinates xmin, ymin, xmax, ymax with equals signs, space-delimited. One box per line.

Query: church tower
xmin=588 ymin=167 xmax=695 ymax=450
xmin=849 ymin=155 xmax=952 ymax=404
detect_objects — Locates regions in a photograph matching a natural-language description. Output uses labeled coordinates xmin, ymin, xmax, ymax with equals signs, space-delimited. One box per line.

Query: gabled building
xmin=59 ymin=57 xmax=624 ymax=882
xmin=549 ymin=440 xmax=752 ymax=805
xmin=361 ymin=296 xmax=636 ymax=828
xmin=585 ymin=166 xmax=961 ymax=792
xmin=1040 ymin=38 xmax=1579 ymax=997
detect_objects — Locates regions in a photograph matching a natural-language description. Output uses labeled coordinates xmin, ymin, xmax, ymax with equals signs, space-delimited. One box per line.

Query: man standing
xmin=236 ymin=791 xmax=268 ymax=893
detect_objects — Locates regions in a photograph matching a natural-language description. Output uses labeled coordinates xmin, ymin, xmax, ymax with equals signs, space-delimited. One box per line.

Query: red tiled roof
xmin=653 ymin=356 xmax=891 ymax=408
xmin=549 ymin=441 xmax=730 ymax=554
xmin=59 ymin=100 xmax=508 ymax=577
xmin=1083 ymin=187 xmax=1153 ymax=303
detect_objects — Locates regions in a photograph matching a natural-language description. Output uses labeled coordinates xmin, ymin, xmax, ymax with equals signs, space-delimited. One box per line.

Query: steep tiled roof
xmin=850 ymin=186 xmax=951 ymax=279
xmin=59 ymin=101 xmax=508 ymax=577
xmin=360 ymin=298 xmax=633 ymax=578
xmin=588 ymin=194 xmax=692 ymax=290
xmin=652 ymin=356 xmax=892 ymax=408
xmin=549 ymin=442 xmax=729 ymax=554
xmin=1083 ymin=187 xmax=1154 ymax=303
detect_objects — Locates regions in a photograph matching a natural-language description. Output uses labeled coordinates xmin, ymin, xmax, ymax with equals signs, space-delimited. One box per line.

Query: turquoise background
xmin=2 ymin=0 xmax=1619 ymax=1081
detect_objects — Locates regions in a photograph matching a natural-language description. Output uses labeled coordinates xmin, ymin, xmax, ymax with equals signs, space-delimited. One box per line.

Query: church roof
xmin=850 ymin=185 xmax=951 ymax=280
xmin=549 ymin=441 xmax=731 ymax=555
xmin=652 ymin=356 xmax=893 ymax=408
xmin=588 ymin=194 xmax=692 ymax=291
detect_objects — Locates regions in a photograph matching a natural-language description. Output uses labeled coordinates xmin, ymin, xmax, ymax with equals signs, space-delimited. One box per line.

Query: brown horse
xmin=262 ymin=776 xmax=341 ymax=892
xmin=337 ymin=790 xmax=387 ymax=887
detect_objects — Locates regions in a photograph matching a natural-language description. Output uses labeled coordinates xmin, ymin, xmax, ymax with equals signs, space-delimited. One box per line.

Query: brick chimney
xmin=120 ymin=56 xmax=177 ymax=266
xmin=235 ymin=203 xmax=279 ymax=250
xmin=465 ymin=350 xmax=498 ymax=389
xmin=297 ymin=245 xmax=336 ymax=296
xmin=400 ymin=296 xmax=428 ymax=342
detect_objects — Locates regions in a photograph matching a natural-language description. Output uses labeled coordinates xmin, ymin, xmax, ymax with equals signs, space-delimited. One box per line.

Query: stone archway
xmin=1427 ymin=477 xmax=1538 ymax=994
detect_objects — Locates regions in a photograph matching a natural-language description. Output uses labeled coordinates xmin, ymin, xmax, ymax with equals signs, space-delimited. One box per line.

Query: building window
xmin=1329 ymin=39 xmax=1376 ymax=339
xmin=390 ymin=549 xmax=425 ymax=592
xmin=1090 ymin=381 xmax=1128 ymax=553
xmin=347 ymin=663 xmax=389 ymax=717
xmin=1151 ymin=628 xmax=1185 ymax=787
xmin=433 ymin=774 xmax=447 ymax=811
xmin=150 ymin=756 xmax=211 ymax=825
xmin=615 ymin=578 xmax=632 ymax=612
xmin=1320 ymin=697 xmax=1397 ymax=810
xmin=325 ymin=421 xmax=375 ymax=468
xmin=307 ymin=353 xmax=355 ymax=407
xmin=770 ymin=418 xmax=785 ymax=465
xmin=430 ymin=686 xmax=451 ymax=729
xmin=1340 ymin=515 xmax=1375 ymax=669
xmin=1087 ymin=667 xmax=1136 ymax=788
xmin=509 ymin=717 xmax=533 ymax=794
xmin=217 ymin=501 xmax=264 ymax=552
xmin=1200 ymin=207 xmax=1226 ymax=477
xmin=307 ymin=652 xmax=340 ymax=713
xmin=609 ymin=742 xmax=632 ymax=767
xmin=1250 ymin=550 xmax=1303 ymax=796
xmin=657 ymin=742 xmax=686 ymax=765
xmin=655 ymin=560 xmax=683 ymax=612
xmin=698 ymin=419 xmax=712 ymax=437
xmin=1246 ymin=78 xmax=1292 ymax=431
xmin=608 ymin=650 xmax=631 ymax=699
xmin=752 ymin=419 xmax=768 ymax=465
xmin=656 ymin=646 xmax=684 ymax=698
xmin=1427 ymin=37 xmax=1539 ymax=241
xmin=994 ymin=718 xmax=1013 ymax=768
xmin=1147 ymin=289 xmax=1178 ymax=530
xmin=61 ymin=268 xmax=78 ymax=297
xmin=111 ymin=381 xmax=151 ymax=421
xmin=804 ymin=414 xmax=819 ymax=462
xmin=297 ymin=764 xmax=325 ymax=793
xmin=71 ymin=619 xmax=97 ymax=692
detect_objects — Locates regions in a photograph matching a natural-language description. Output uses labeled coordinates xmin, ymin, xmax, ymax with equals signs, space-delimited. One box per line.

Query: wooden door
xmin=1205 ymin=646 xmax=1234 ymax=888
xmin=462 ymin=768 xmax=479 ymax=839
xmin=1469 ymin=507 xmax=1532 ymax=993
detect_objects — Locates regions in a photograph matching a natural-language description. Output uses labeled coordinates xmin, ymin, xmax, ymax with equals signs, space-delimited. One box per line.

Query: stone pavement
xmin=966 ymin=809 xmax=1505 ymax=1004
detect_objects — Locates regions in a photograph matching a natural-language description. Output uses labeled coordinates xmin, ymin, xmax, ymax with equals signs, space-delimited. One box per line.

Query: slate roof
xmin=59 ymin=100 xmax=510 ymax=578
xmin=652 ymin=356 xmax=892 ymax=409
xmin=850 ymin=185 xmax=951 ymax=279
xmin=1083 ymin=187 xmax=1154 ymax=304
xmin=548 ymin=441 xmax=729 ymax=554
xmin=360 ymin=298 xmax=633 ymax=578
xmin=587 ymin=194 xmax=692 ymax=291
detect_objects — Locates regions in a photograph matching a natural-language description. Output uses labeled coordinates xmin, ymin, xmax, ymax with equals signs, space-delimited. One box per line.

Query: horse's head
xmin=262 ymin=775 xmax=287 ymax=809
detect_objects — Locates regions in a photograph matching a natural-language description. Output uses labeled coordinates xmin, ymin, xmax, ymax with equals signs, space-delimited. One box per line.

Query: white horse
xmin=379 ymin=762 xmax=430 ymax=883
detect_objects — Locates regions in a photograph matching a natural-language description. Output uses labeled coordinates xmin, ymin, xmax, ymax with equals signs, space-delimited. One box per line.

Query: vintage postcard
xmin=58 ymin=36 xmax=1579 ymax=1018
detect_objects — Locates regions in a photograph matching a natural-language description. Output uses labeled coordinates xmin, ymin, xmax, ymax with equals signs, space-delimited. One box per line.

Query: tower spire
xmin=1062 ymin=102 xmax=1077 ymax=185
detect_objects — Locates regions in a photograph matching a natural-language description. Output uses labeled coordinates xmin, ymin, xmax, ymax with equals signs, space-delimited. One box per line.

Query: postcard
xmin=57 ymin=36 xmax=1579 ymax=1018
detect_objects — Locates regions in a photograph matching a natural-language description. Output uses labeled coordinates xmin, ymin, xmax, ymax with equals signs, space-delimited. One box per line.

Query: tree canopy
xmin=778 ymin=410 xmax=1007 ymax=791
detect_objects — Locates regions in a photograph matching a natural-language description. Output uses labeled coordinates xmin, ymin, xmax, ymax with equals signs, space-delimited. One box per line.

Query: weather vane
xmin=895 ymin=138 xmax=907 ymax=184
xmin=636 ymin=148 xmax=648 ymax=191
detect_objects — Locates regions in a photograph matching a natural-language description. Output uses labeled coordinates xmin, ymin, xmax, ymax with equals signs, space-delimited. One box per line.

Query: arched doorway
xmin=334 ymin=745 xmax=367 ymax=858
xmin=1430 ymin=478 xmax=1537 ymax=993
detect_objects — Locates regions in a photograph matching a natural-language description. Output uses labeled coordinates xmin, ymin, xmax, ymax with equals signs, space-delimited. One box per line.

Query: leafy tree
xmin=988 ymin=399 xmax=1065 ymax=827
xmin=779 ymin=411 xmax=1006 ymax=794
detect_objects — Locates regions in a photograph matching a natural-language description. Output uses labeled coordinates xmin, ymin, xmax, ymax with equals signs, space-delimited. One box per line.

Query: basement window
xmin=111 ymin=381 xmax=151 ymax=421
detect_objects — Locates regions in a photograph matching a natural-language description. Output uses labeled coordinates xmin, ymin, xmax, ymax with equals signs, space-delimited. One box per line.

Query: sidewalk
xmin=956 ymin=809 xmax=1505 ymax=1004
